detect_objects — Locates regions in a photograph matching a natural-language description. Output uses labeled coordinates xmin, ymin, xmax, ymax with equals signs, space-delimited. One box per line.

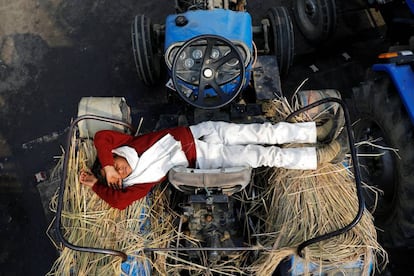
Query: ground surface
xmin=0 ymin=0 xmax=412 ymax=275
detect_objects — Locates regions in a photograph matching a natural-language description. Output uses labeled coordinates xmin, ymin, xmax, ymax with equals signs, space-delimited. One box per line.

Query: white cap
xmin=111 ymin=146 xmax=139 ymax=170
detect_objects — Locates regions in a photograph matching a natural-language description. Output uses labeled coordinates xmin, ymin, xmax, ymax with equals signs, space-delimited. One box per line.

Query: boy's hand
xmin=79 ymin=170 xmax=98 ymax=188
xmin=103 ymin=165 xmax=122 ymax=190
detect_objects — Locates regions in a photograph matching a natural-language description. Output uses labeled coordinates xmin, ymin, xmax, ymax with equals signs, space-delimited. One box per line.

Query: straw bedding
xmin=47 ymin=135 xmax=152 ymax=275
xmin=47 ymin=97 xmax=387 ymax=275
xmin=244 ymin=164 xmax=387 ymax=275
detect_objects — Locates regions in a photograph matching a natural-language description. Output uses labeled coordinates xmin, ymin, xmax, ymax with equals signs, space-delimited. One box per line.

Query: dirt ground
xmin=0 ymin=0 xmax=412 ymax=275
xmin=0 ymin=1 xmax=174 ymax=274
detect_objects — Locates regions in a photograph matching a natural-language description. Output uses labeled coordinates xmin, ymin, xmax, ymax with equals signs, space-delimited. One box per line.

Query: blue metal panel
xmin=288 ymin=255 xmax=372 ymax=275
xmin=373 ymin=63 xmax=414 ymax=124
xmin=164 ymin=9 xmax=252 ymax=51
xmin=407 ymin=0 xmax=414 ymax=14
xmin=120 ymin=198 xmax=152 ymax=276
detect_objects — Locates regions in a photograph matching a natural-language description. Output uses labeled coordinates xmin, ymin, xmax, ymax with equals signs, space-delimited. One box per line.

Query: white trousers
xmin=189 ymin=121 xmax=317 ymax=170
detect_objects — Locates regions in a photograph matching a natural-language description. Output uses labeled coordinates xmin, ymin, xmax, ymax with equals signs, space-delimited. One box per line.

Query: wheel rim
xmin=293 ymin=0 xmax=337 ymax=43
xmin=304 ymin=0 xmax=318 ymax=24
xmin=296 ymin=0 xmax=321 ymax=32
xmin=355 ymin=118 xmax=397 ymax=218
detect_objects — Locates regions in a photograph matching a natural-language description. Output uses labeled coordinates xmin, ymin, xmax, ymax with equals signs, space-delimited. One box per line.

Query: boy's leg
xmin=194 ymin=140 xmax=317 ymax=170
xmin=189 ymin=121 xmax=317 ymax=145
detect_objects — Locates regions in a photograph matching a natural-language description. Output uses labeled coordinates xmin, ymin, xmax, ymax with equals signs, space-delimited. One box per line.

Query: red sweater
xmin=92 ymin=127 xmax=196 ymax=210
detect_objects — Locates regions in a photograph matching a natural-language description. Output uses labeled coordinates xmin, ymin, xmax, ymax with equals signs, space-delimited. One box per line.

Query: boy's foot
xmin=79 ymin=170 xmax=98 ymax=187
xmin=316 ymin=115 xmax=334 ymax=142
xmin=296 ymin=89 xmax=345 ymax=143
xmin=316 ymin=134 xmax=348 ymax=164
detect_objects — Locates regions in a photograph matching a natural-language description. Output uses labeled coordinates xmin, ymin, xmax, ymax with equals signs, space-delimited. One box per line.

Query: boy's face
xmin=113 ymin=155 xmax=132 ymax=179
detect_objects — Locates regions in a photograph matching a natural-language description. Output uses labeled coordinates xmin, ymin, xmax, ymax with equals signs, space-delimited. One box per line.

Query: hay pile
xmin=246 ymin=97 xmax=387 ymax=274
xmin=243 ymin=164 xmax=387 ymax=275
xmin=46 ymin=134 xmax=181 ymax=275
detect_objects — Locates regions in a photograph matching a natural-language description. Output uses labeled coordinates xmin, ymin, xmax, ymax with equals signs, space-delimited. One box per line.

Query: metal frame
xmin=55 ymin=98 xmax=365 ymax=263
xmin=285 ymin=97 xmax=365 ymax=257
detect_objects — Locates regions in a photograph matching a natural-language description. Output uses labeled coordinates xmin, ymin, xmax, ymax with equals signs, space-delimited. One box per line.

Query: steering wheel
xmin=171 ymin=35 xmax=246 ymax=109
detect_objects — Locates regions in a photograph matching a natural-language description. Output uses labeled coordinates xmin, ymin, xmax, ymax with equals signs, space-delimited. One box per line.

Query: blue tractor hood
xmin=164 ymin=9 xmax=252 ymax=51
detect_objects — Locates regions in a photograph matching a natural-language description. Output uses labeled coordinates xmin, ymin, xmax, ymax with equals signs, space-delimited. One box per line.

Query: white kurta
xmin=117 ymin=121 xmax=318 ymax=186
xmin=120 ymin=134 xmax=189 ymax=186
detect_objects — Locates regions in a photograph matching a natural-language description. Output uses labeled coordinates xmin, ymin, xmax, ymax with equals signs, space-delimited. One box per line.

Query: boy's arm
xmin=94 ymin=130 xmax=134 ymax=167
xmin=91 ymin=179 xmax=164 ymax=210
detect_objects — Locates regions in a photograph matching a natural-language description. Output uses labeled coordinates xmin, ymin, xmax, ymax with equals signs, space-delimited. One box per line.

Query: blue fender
xmin=164 ymin=9 xmax=252 ymax=52
xmin=372 ymin=63 xmax=414 ymax=124
xmin=407 ymin=0 xmax=414 ymax=14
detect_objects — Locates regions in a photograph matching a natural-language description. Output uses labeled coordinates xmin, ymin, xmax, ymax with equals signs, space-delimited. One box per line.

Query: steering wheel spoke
xmin=203 ymin=37 xmax=216 ymax=64
xmin=209 ymin=80 xmax=230 ymax=100
xmin=213 ymin=50 xmax=239 ymax=69
xmin=196 ymin=78 xmax=208 ymax=103
xmin=194 ymin=77 xmax=231 ymax=107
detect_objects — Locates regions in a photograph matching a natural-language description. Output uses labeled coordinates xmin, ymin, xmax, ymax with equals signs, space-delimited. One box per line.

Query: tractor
xmin=50 ymin=1 xmax=382 ymax=275
xmin=352 ymin=0 xmax=414 ymax=252
xmin=131 ymin=0 xmax=294 ymax=112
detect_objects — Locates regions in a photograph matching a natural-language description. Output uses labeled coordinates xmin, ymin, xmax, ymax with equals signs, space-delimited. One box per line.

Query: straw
xmin=244 ymin=165 xmax=387 ymax=274
xmin=47 ymin=134 xmax=154 ymax=275
xmin=242 ymin=98 xmax=388 ymax=275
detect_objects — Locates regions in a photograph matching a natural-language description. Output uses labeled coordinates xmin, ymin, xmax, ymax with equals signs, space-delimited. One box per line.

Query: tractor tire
xmin=293 ymin=0 xmax=337 ymax=44
xmin=176 ymin=0 xmax=210 ymax=12
xmin=266 ymin=6 xmax=294 ymax=77
xmin=131 ymin=14 xmax=161 ymax=86
xmin=352 ymin=73 xmax=414 ymax=248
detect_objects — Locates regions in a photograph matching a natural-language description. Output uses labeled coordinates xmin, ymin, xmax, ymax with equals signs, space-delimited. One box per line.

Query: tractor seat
xmin=168 ymin=166 xmax=252 ymax=195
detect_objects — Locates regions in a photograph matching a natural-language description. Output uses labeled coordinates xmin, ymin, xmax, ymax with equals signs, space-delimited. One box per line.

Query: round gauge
xmin=224 ymin=50 xmax=239 ymax=66
xmin=192 ymin=49 xmax=203 ymax=59
xmin=183 ymin=58 xmax=195 ymax=69
xmin=210 ymin=48 xmax=220 ymax=59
